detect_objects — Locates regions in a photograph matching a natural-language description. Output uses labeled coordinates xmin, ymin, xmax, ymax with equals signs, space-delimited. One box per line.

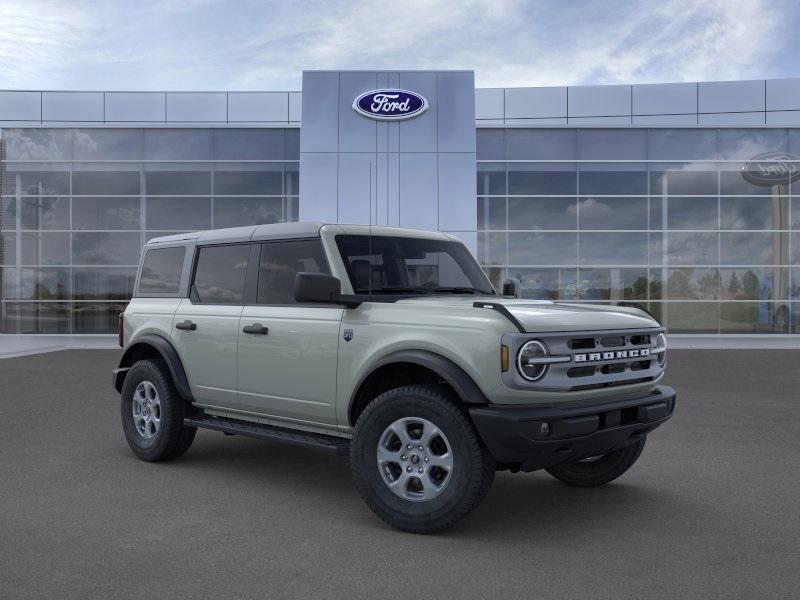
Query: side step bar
xmin=184 ymin=415 xmax=350 ymax=455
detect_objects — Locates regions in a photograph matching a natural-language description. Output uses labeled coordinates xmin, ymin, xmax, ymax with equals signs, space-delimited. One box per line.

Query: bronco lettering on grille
xmin=574 ymin=348 xmax=651 ymax=362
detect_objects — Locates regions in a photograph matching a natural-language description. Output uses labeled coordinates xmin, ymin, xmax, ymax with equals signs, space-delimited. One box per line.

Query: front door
xmin=172 ymin=243 xmax=253 ymax=409
xmin=237 ymin=239 xmax=343 ymax=426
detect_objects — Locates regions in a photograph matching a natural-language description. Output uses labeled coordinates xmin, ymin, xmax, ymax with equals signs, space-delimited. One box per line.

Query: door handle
xmin=242 ymin=323 xmax=269 ymax=335
xmin=175 ymin=320 xmax=197 ymax=331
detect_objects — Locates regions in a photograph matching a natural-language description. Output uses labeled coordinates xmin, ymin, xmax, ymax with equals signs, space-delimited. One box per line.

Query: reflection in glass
xmin=720 ymin=196 xmax=788 ymax=230
xmin=720 ymin=267 xmax=787 ymax=301
xmin=214 ymin=170 xmax=282 ymax=195
xmin=509 ymin=232 xmax=576 ymax=265
xmin=72 ymin=197 xmax=140 ymax=230
xmin=665 ymin=197 xmax=717 ymax=230
xmin=72 ymin=171 xmax=140 ymax=195
xmin=145 ymin=197 xmax=211 ymax=230
xmin=213 ymin=129 xmax=285 ymax=160
xmin=508 ymin=197 xmax=575 ymax=230
xmin=213 ymin=197 xmax=282 ymax=228
xmin=145 ymin=171 xmax=210 ymax=195
xmin=73 ymin=268 xmax=136 ymax=300
xmin=508 ymin=267 xmax=577 ymax=301
xmin=720 ymin=302 xmax=788 ymax=333
xmin=72 ymin=302 xmax=129 ymax=333
xmin=477 ymin=232 xmax=506 ymax=266
xmin=720 ymin=232 xmax=782 ymax=265
xmin=21 ymin=232 xmax=70 ymax=265
xmin=666 ymin=232 xmax=718 ymax=265
xmin=666 ymin=268 xmax=719 ymax=300
xmin=3 ymin=302 xmax=71 ymax=333
xmin=477 ymin=166 xmax=505 ymax=195
xmin=578 ymin=233 xmax=648 ymax=266
xmin=578 ymin=171 xmax=647 ymax=195
xmin=578 ymin=197 xmax=647 ymax=230
xmin=477 ymin=197 xmax=506 ymax=230
xmin=71 ymin=232 xmax=142 ymax=265
xmin=577 ymin=268 xmax=649 ymax=301
xmin=665 ymin=302 xmax=719 ymax=333
xmin=20 ymin=196 xmax=69 ymax=230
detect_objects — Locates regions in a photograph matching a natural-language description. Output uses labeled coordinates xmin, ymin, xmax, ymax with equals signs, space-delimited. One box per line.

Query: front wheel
xmin=350 ymin=384 xmax=495 ymax=534
xmin=545 ymin=436 xmax=647 ymax=487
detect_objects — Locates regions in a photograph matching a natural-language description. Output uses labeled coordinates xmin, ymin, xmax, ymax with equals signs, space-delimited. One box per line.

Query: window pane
xmin=145 ymin=197 xmax=210 ymax=230
xmin=257 ymin=240 xmax=329 ymax=304
xmin=507 ymin=197 xmax=576 ymax=230
xmin=648 ymin=129 xmax=717 ymax=161
xmin=665 ymin=197 xmax=718 ymax=230
xmin=20 ymin=196 xmax=69 ymax=230
xmin=578 ymin=233 xmax=648 ymax=266
xmin=720 ymin=232 xmax=783 ymax=265
xmin=285 ymin=129 xmax=300 ymax=159
xmin=1 ymin=233 xmax=16 ymax=265
xmin=213 ymin=170 xmax=282 ymax=195
xmin=650 ymin=170 xmax=717 ymax=195
xmin=73 ymin=267 xmax=136 ymax=300
xmin=213 ymin=197 xmax=282 ymax=228
xmin=19 ymin=171 xmax=70 ymax=195
xmin=213 ymin=129 xmax=284 ymax=160
xmin=508 ymin=267 xmax=576 ymax=300
xmin=579 ymin=171 xmax=647 ymax=195
xmin=21 ymin=232 xmax=69 ymax=265
xmin=477 ymin=197 xmax=506 ymax=230
xmin=720 ymin=169 xmax=780 ymax=195
xmin=720 ymin=302 xmax=787 ymax=333
xmin=507 ymin=129 xmax=576 ymax=160
xmin=720 ymin=267 xmax=788 ymax=301
xmin=666 ymin=232 xmax=719 ymax=265
xmin=578 ymin=130 xmax=646 ymax=160
xmin=509 ymin=232 xmax=577 ymax=265
xmin=477 ymin=232 xmax=506 ymax=265
xmin=508 ymin=169 xmax=575 ymax=195
xmin=73 ymin=129 xmax=143 ymax=160
xmin=284 ymin=164 xmax=299 ymax=196
xmin=666 ymin=268 xmax=720 ymax=300
xmin=665 ymin=302 xmax=719 ymax=333
xmin=145 ymin=171 xmax=210 ymax=195
xmin=72 ymin=232 xmax=142 ymax=265
xmin=143 ymin=129 xmax=213 ymax=160
xmin=476 ymin=129 xmax=505 ymax=160
xmin=138 ymin=247 xmax=185 ymax=295
xmin=577 ymin=268 xmax=649 ymax=301
xmin=73 ymin=302 xmax=129 ymax=333
xmin=718 ymin=129 xmax=788 ymax=160
xmin=73 ymin=171 xmax=140 ymax=195
xmin=3 ymin=267 xmax=69 ymax=299
xmin=4 ymin=129 xmax=73 ymax=160
xmin=720 ymin=197 xmax=788 ymax=230
xmin=72 ymin=197 xmax=140 ymax=230
xmin=578 ymin=197 xmax=648 ymax=230
xmin=192 ymin=244 xmax=250 ymax=304
xmin=2 ymin=302 xmax=71 ymax=333
xmin=476 ymin=166 xmax=505 ymax=195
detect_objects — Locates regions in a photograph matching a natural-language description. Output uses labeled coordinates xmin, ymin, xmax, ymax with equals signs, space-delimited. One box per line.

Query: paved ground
xmin=1 ymin=349 xmax=798 ymax=600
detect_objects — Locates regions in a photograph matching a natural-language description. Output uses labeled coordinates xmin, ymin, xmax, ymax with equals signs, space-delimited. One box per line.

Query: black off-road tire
xmin=350 ymin=384 xmax=495 ymax=534
xmin=121 ymin=359 xmax=196 ymax=462
xmin=545 ymin=435 xmax=647 ymax=487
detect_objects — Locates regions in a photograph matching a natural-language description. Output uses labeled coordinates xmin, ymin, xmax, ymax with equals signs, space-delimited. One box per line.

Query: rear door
xmin=236 ymin=239 xmax=343 ymax=426
xmin=172 ymin=243 xmax=255 ymax=409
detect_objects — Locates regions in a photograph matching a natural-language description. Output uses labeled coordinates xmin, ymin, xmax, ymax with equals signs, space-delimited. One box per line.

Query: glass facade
xmin=0 ymin=128 xmax=299 ymax=333
xmin=1 ymin=124 xmax=799 ymax=335
xmin=477 ymin=128 xmax=800 ymax=333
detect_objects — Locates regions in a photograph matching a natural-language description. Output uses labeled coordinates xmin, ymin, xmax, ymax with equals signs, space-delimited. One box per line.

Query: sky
xmin=0 ymin=0 xmax=798 ymax=91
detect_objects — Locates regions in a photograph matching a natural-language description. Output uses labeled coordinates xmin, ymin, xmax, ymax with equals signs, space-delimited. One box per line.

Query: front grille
xmin=503 ymin=327 xmax=665 ymax=393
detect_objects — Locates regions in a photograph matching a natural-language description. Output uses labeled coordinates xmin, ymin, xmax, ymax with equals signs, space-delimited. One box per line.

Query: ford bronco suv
xmin=114 ymin=222 xmax=674 ymax=533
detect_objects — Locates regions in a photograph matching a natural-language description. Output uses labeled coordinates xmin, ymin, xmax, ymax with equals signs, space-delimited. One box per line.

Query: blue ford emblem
xmin=352 ymin=89 xmax=428 ymax=121
xmin=741 ymin=152 xmax=800 ymax=186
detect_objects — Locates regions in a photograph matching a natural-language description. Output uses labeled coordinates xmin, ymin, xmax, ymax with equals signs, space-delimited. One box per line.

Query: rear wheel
xmin=545 ymin=436 xmax=647 ymax=487
xmin=350 ymin=384 xmax=494 ymax=533
xmin=121 ymin=359 xmax=196 ymax=462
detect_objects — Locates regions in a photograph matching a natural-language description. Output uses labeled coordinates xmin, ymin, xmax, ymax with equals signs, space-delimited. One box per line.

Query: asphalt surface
xmin=1 ymin=349 xmax=798 ymax=600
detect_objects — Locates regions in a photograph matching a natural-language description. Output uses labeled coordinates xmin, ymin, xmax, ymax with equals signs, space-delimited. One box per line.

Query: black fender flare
xmin=114 ymin=334 xmax=193 ymax=401
xmin=350 ymin=349 xmax=489 ymax=424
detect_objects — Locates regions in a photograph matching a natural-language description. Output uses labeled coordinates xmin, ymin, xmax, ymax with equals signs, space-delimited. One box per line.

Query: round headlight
xmin=655 ymin=333 xmax=667 ymax=367
xmin=517 ymin=340 xmax=549 ymax=381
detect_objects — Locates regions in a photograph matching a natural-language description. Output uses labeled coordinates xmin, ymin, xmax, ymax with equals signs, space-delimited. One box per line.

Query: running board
xmin=184 ymin=415 xmax=350 ymax=455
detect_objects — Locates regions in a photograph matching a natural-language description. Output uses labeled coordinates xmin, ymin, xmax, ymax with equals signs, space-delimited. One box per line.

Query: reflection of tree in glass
xmin=742 ymin=270 xmax=759 ymax=300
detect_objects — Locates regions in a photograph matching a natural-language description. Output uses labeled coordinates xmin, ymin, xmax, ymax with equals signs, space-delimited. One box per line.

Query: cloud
xmin=0 ymin=0 xmax=795 ymax=90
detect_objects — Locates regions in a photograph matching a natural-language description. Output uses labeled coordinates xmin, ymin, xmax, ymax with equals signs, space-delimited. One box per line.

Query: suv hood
xmin=395 ymin=296 xmax=659 ymax=332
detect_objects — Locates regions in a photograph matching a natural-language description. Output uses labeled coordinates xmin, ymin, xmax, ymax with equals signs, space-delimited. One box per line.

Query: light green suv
xmin=114 ymin=222 xmax=675 ymax=533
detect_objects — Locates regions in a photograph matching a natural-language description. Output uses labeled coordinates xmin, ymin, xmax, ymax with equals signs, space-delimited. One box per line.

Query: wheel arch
xmin=115 ymin=334 xmax=193 ymax=401
xmin=348 ymin=350 xmax=488 ymax=427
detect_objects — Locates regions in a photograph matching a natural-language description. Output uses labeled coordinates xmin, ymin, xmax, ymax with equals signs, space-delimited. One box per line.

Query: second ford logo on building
xmin=353 ymin=89 xmax=428 ymax=121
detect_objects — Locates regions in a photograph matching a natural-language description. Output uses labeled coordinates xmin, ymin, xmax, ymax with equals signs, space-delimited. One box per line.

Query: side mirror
xmin=502 ymin=278 xmax=520 ymax=298
xmin=295 ymin=272 xmax=342 ymax=304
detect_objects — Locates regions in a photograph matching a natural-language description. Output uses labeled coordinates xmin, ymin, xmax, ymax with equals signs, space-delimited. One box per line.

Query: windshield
xmin=335 ymin=235 xmax=495 ymax=296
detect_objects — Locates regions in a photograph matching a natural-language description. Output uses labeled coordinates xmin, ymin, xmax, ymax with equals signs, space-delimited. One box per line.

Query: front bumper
xmin=469 ymin=385 xmax=675 ymax=472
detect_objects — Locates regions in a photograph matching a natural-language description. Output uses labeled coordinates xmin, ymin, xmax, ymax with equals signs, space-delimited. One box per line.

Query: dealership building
xmin=1 ymin=70 xmax=799 ymax=337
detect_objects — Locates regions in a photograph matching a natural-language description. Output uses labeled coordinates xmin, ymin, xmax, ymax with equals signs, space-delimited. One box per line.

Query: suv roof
xmin=146 ymin=222 xmax=454 ymax=246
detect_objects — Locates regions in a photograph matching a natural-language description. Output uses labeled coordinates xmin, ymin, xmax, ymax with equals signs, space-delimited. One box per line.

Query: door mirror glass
xmin=294 ymin=272 xmax=342 ymax=304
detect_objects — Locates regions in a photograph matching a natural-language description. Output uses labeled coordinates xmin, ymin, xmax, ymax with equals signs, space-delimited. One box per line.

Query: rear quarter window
xmin=138 ymin=246 xmax=186 ymax=295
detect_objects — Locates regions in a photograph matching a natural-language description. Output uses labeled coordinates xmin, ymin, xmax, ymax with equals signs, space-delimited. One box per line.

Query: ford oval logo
xmin=352 ymin=89 xmax=428 ymax=121
xmin=741 ymin=152 xmax=800 ymax=186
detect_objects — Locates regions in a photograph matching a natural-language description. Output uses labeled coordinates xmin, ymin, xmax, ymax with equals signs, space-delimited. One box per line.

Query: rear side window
xmin=138 ymin=247 xmax=185 ymax=295
xmin=258 ymin=240 xmax=329 ymax=304
xmin=192 ymin=244 xmax=250 ymax=304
